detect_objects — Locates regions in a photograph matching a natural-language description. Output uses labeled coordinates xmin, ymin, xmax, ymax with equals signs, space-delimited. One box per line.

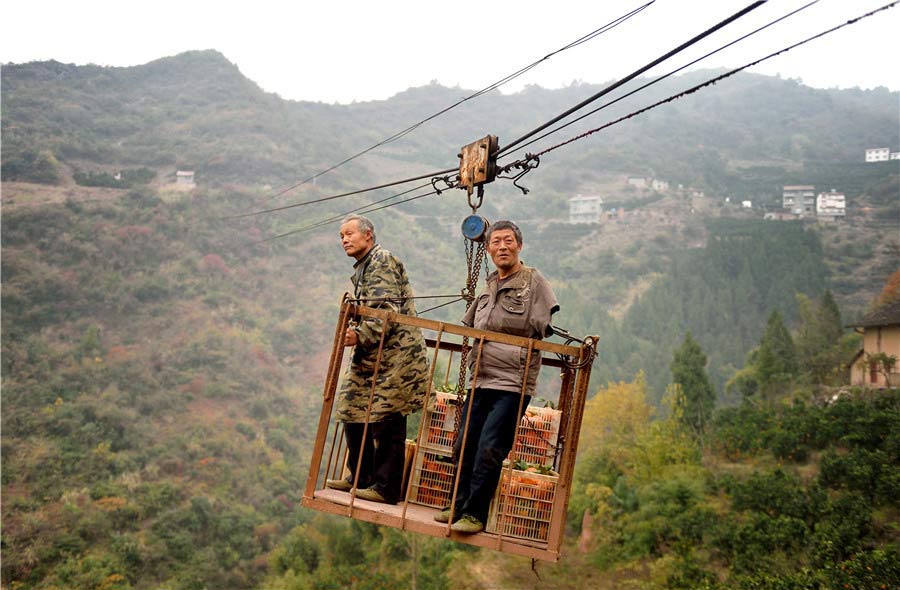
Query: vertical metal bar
xmin=546 ymin=338 xmax=595 ymax=553
xmin=496 ymin=339 xmax=535 ymax=552
xmin=445 ymin=335 xmax=485 ymax=534
xmin=555 ymin=366 xmax=575 ymax=470
xmin=348 ymin=315 xmax=391 ymax=516
xmin=326 ymin=420 xmax=344 ymax=481
xmin=304 ymin=297 xmax=352 ymax=499
xmin=443 ymin=349 xmax=455 ymax=389
xmin=401 ymin=325 xmax=445 ymax=526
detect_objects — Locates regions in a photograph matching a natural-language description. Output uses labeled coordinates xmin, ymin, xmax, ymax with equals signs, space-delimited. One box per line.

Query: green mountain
xmin=2 ymin=50 xmax=898 ymax=589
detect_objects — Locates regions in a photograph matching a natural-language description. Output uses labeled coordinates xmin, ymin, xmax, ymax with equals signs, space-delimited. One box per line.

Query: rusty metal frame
xmin=301 ymin=298 xmax=596 ymax=562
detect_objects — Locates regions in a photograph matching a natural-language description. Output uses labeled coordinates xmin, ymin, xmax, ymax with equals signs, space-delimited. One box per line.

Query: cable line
xmin=495 ymin=0 xmax=767 ymax=158
xmin=248 ymin=182 xmax=434 ymax=244
xmin=253 ymin=186 xmax=443 ymax=244
xmin=499 ymin=0 xmax=820 ymax=160
xmin=236 ymin=1 xmax=761 ymax=224
xmin=228 ymin=169 xmax=454 ymax=220
xmin=260 ymin=1 xmax=656 ymax=202
xmin=246 ymin=0 xmax=896 ymax=244
xmin=523 ymin=1 xmax=898 ymax=161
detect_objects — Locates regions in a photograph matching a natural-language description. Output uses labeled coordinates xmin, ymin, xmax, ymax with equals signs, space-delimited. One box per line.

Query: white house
xmin=891 ymin=152 xmax=900 ymax=160
xmin=627 ymin=177 xmax=648 ymax=189
xmin=651 ymin=179 xmax=669 ymax=191
xmin=865 ymin=148 xmax=890 ymax=162
xmin=817 ymin=189 xmax=846 ymax=220
xmin=569 ymin=194 xmax=604 ymax=224
xmin=176 ymin=170 xmax=195 ymax=185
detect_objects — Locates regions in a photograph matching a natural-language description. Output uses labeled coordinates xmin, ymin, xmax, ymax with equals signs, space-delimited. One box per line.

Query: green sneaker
xmin=450 ymin=514 xmax=484 ymax=534
xmin=433 ymin=508 xmax=452 ymax=523
xmin=354 ymin=487 xmax=393 ymax=504
xmin=325 ymin=478 xmax=353 ymax=492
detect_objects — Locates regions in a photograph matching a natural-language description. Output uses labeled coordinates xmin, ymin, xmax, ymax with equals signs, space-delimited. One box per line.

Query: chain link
xmin=453 ymin=237 xmax=487 ymax=439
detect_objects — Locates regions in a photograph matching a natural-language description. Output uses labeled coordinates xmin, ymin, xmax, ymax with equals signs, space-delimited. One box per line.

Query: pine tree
xmin=670 ymin=332 xmax=716 ymax=435
xmin=796 ymin=292 xmax=845 ymax=386
xmin=756 ymin=310 xmax=798 ymax=400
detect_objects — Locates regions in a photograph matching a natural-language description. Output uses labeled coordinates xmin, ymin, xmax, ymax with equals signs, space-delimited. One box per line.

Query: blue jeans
xmin=451 ymin=388 xmax=531 ymax=523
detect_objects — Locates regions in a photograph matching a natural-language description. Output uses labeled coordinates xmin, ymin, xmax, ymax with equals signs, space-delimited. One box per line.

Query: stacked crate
xmin=409 ymin=394 xmax=562 ymax=511
xmin=509 ymin=406 xmax=561 ymax=467
xmin=407 ymin=447 xmax=455 ymax=508
xmin=422 ymin=391 xmax=459 ymax=453
xmin=408 ymin=392 xmax=459 ymax=508
xmin=486 ymin=468 xmax=559 ymax=543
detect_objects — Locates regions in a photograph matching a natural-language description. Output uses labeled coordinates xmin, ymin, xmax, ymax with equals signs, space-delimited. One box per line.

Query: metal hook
xmin=467 ymin=184 xmax=484 ymax=213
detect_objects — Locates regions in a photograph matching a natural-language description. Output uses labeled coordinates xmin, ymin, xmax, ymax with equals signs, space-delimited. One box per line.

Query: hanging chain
xmin=453 ymin=233 xmax=487 ymax=438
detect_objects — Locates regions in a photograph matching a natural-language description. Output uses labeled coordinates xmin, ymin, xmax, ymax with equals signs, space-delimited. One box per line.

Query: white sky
xmin=2 ymin=0 xmax=898 ymax=104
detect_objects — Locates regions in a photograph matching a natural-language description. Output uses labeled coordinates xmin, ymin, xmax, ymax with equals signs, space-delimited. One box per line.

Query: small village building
xmin=816 ymin=189 xmax=846 ymax=221
xmin=627 ymin=177 xmax=648 ymax=189
xmin=865 ymin=147 xmax=890 ymax=162
xmin=849 ymin=300 xmax=900 ymax=388
xmin=891 ymin=152 xmax=900 ymax=160
xmin=176 ymin=170 xmax=195 ymax=186
xmin=782 ymin=185 xmax=816 ymax=216
xmin=568 ymin=194 xmax=603 ymax=224
xmin=764 ymin=211 xmax=798 ymax=221
xmin=651 ymin=179 xmax=669 ymax=191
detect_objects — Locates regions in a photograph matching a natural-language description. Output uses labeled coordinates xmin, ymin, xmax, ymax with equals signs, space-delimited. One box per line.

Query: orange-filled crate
xmin=407 ymin=447 xmax=455 ymax=508
xmin=510 ymin=406 xmax=561 ymax=467
xmin=487 ymin=468 xmax=558 ymax=543
xmin=421 ymin=391 xmax=461 ymax=454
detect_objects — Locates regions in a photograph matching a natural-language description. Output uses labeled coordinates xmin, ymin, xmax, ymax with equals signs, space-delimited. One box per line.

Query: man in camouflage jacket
xmin=326 ymin=214 xmax=429 ymax=504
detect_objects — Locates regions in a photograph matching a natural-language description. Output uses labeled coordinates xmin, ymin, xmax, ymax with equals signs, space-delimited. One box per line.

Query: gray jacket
xmin=462 ymin=265 xmax=559 ymax=395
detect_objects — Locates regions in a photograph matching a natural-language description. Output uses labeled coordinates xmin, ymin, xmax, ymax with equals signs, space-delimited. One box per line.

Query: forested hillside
xmin=2 ymin=50 xmax=898 ymax=589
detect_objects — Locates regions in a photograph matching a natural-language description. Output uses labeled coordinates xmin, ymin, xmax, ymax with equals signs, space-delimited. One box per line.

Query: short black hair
xmin=485 ymin=220 xmax=522 ymax=245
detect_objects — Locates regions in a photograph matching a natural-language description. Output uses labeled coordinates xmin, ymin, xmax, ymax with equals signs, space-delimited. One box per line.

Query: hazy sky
xmin=2 ymin=0 xmax=898 ymax=104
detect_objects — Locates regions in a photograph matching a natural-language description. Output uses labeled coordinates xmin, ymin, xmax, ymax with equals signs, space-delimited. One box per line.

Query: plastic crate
xmin=407 ymin=447 xmax=455 ymax=508
xmin=509 ymin=406 xmax=561 ymax=467
xmin=421 ymin=391 xmax=462 ymax=453
xmin=487 ymin=468 xmax=558 ymax=543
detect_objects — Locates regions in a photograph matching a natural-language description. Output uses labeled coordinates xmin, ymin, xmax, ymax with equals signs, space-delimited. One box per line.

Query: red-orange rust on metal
xmin=300 ymin=299 xmax=596 ymax=562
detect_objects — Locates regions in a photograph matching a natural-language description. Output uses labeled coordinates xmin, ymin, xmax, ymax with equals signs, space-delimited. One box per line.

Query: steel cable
xmin=495 ymin=0 xmax=768 ymax=159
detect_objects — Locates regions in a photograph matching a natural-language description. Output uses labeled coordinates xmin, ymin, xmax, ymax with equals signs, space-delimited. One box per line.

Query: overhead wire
xmin=494 ymin=0 xmax=768 ymax=159
xmin=259 ymin=1 xmax=656 ymax=203
xmin=227 ymin=169 xmax=454 ymax=220
xmin=522 ymin=0 xmax=898 ymax=161
xmin=498 ymin=0 xmax=821 ymax=160
xmin=252 ymin=0 xmax=896 ymax=243
xmin=240 ymin=1 xmax=761 ymax=232
xmin=250 ymin=185 xmax=443 ymax=244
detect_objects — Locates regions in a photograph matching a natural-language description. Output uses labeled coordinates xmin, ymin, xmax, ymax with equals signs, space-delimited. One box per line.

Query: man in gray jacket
xmin=436 ymin=220 xmax=559 ymax=533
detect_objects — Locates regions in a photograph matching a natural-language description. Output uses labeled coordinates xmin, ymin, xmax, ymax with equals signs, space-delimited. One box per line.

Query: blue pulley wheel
xmin=461 ymin=215 xmax=490 ymax=242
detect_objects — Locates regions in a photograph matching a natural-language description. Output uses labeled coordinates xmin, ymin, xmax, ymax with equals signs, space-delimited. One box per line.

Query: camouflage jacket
xmin=337 ymin=244 xmax=429 ymax=422
xmin=462 ymin=265 xmax=559 ymax=396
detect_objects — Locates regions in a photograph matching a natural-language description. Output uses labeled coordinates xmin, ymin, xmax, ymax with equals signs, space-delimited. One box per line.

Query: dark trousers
xmin=343 ymin=413 xmax=406 ymax=503
xmin=451 ymin=388 xmax=531 ymax=523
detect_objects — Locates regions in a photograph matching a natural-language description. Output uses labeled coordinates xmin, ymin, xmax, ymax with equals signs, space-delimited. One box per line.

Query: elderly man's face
xmin=486 ymin=228 xmax=522 ymax=274
xmin=339 ymin=220 xmax=373 ymax=260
